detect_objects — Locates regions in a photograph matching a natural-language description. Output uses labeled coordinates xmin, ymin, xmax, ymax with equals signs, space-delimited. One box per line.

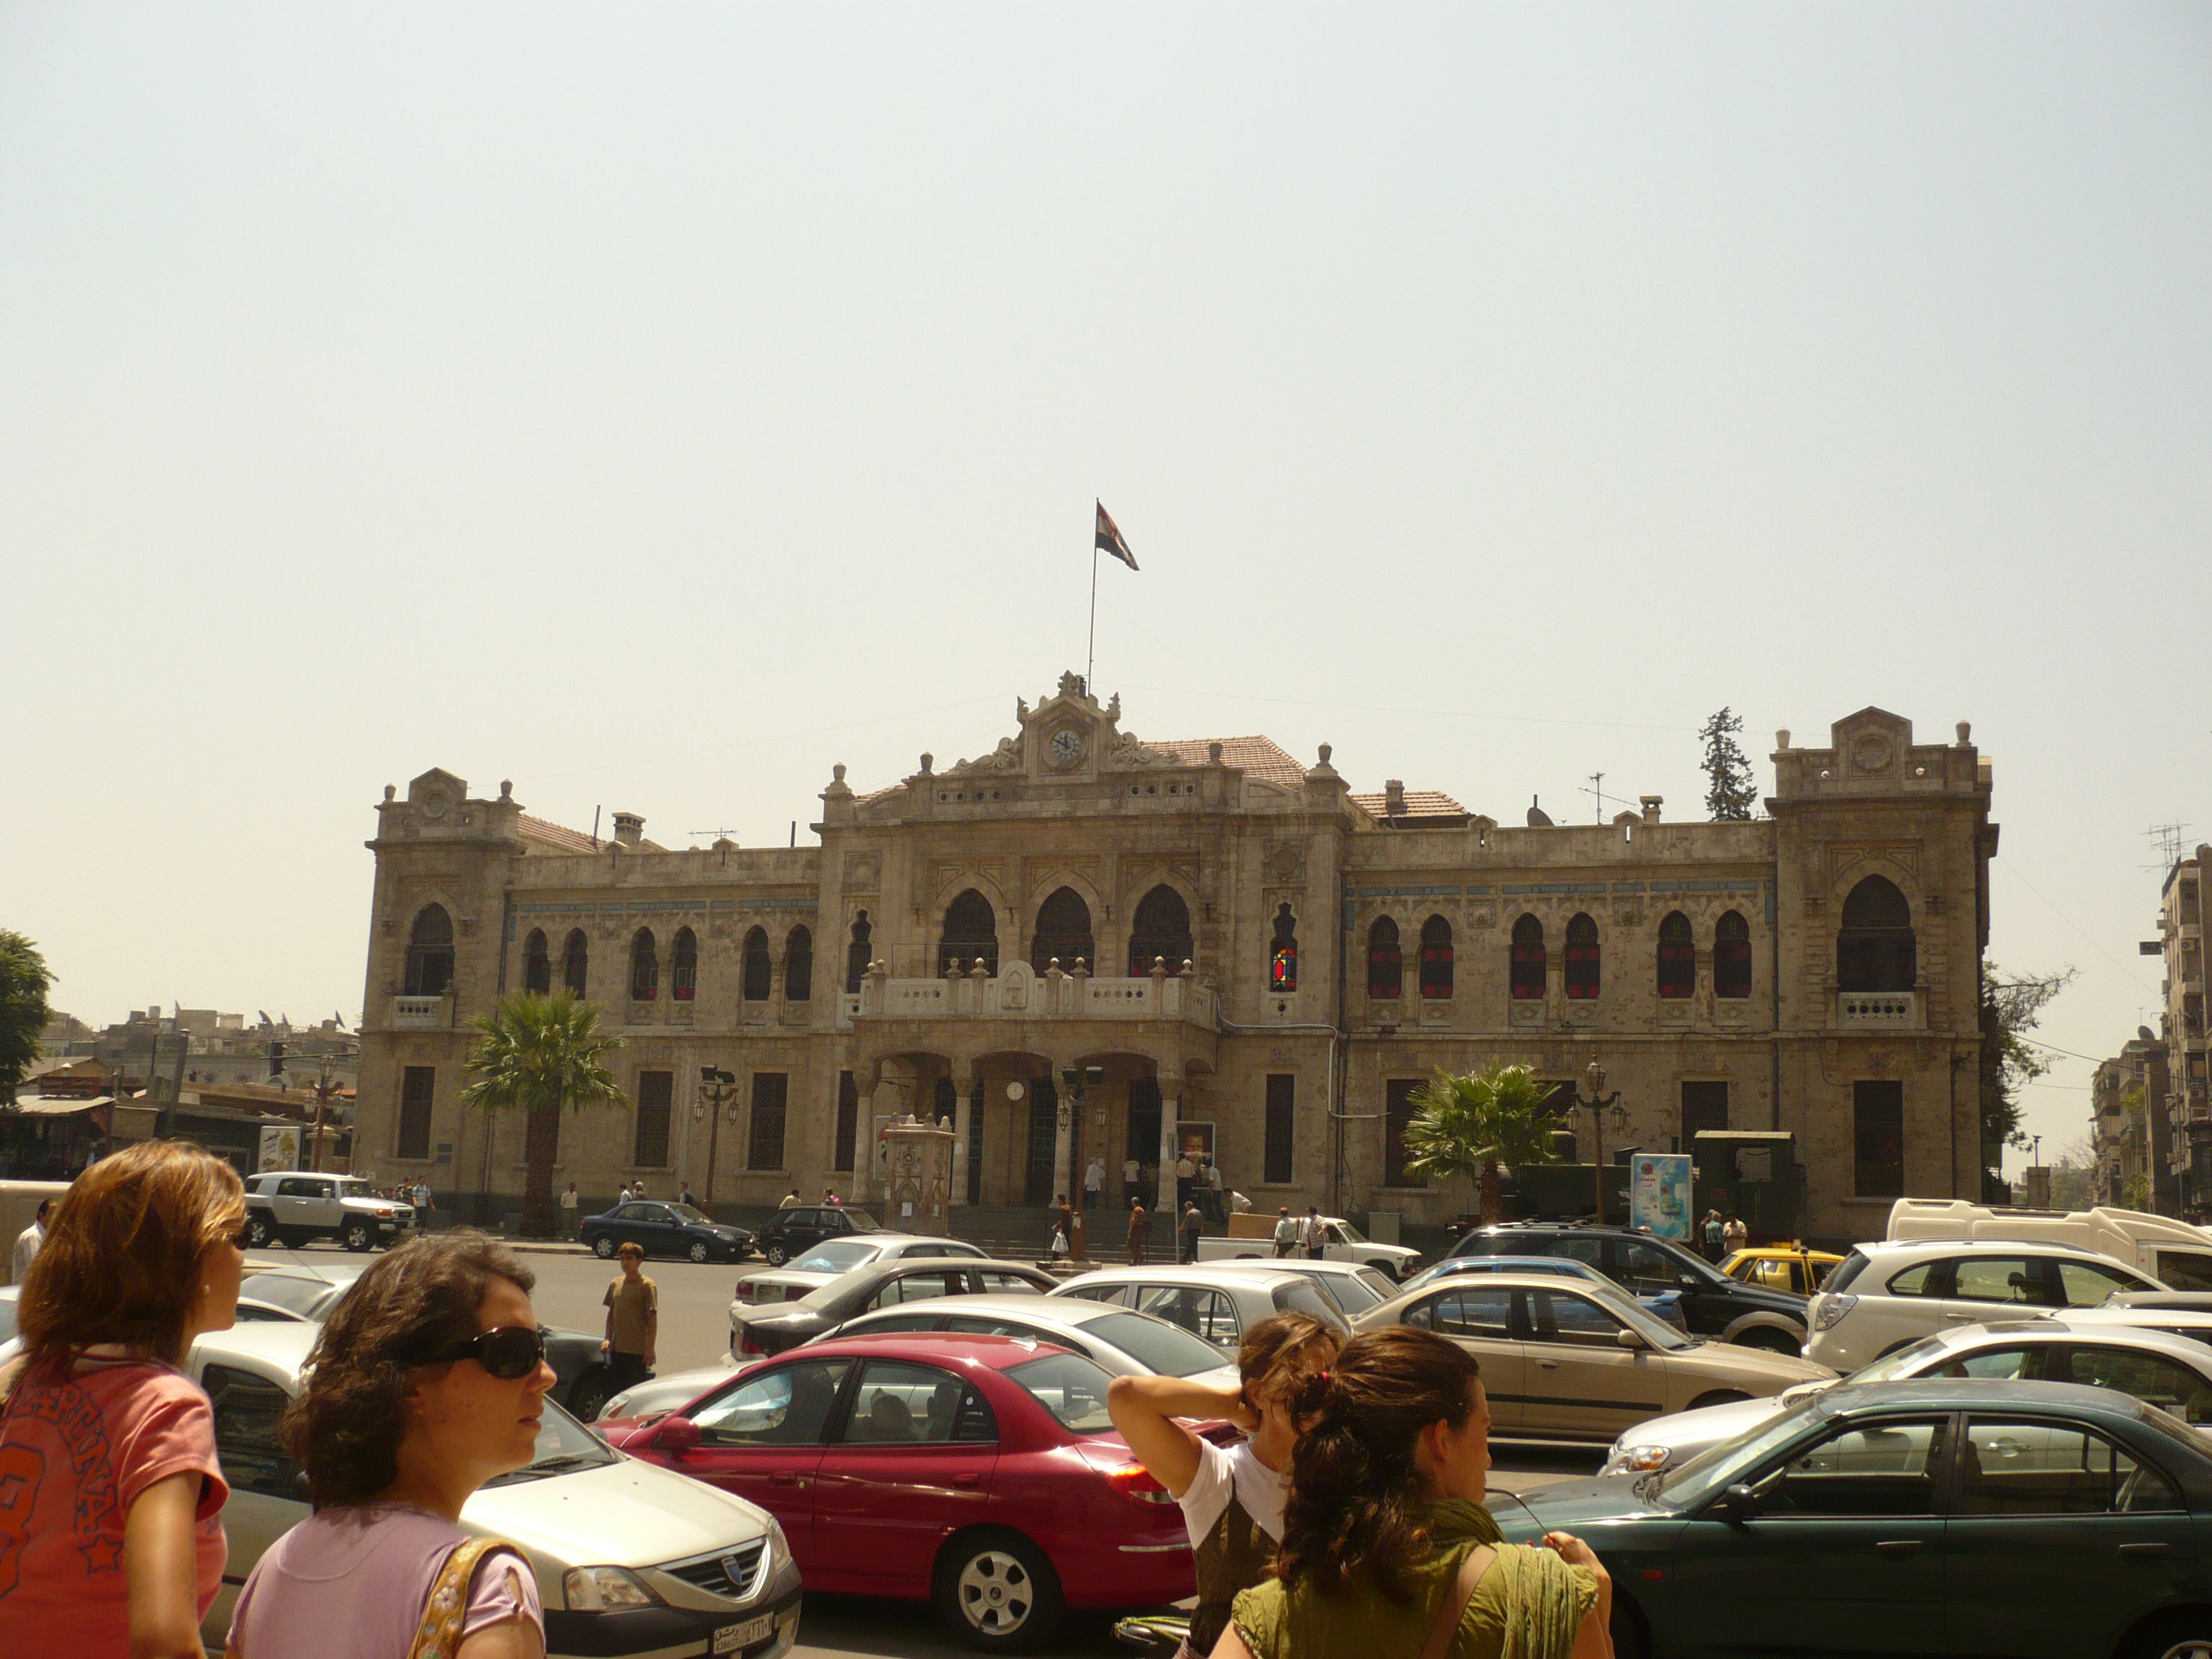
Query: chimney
xmin=1384 ymin=779 xmax=1407 ymax=817
xmin=1640 ymin=795 xmax=1663 ymax=824
xmin=611 ymin=811 xmax=645 ymax=850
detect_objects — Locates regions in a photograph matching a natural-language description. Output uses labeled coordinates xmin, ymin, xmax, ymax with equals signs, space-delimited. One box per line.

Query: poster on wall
xmin=258 ymin=1125 xmax=302 ymax=1172
xmin=1629 ymin=1152 xmax=1692 ymax=1242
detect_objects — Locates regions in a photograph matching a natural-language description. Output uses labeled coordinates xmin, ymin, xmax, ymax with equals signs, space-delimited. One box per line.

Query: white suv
xmin=1804 ymin=1238 xmax=2164 ymax=1371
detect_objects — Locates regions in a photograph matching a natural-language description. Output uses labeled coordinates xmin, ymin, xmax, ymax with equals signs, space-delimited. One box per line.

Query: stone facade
xmin=351 ymin=677 xmax=1995 ymax=1245
xmin=2110 ymin=851 xmax=2211 ymax=1217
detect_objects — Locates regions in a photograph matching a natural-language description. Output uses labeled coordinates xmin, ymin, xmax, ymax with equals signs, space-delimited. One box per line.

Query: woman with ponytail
xmin=1107 ymin=1311 xmax=1341 ymax=1657
xmin=1217 ymin=1327 xmax=1613 ymax=1659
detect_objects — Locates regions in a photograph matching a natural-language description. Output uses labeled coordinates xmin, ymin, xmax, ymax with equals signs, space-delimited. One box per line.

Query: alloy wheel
xmin=593 ymin=1235 xmax=616 ymax=1259
xmin=690 ymin=1241 xmax=711 ymax=1263
xmin=956 ymin=1550 xmax=1034 ymax=1637
xmin=2156 ymin=1643 xmax=2212 ymax=1659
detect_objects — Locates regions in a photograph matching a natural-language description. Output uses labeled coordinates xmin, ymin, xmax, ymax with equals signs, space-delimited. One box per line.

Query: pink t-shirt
xmin=228 ymin=1504 xmax=542 ymax=1659
xmin=0 ymin=1354 xmax=230 ymax=1651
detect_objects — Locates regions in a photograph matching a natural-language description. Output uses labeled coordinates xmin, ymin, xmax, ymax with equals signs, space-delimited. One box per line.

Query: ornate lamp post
xmin=697 ymin=1066 xmax=739 ymax=1218
xmin=1060 ymin=1064 xmax=1105 ymax=1261
xmin=1573 ymin=1058 xmax=1627 ymax=1226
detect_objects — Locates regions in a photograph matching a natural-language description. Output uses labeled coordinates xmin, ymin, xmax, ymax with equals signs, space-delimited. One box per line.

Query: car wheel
xmin=343 ymin=1221 xmax=373 ymax=1253
xmin=246 ymin=1215 xmax=275 ymax=1249
xmin=1687 ymin=1389 xmax=1752 ymax=1411
xmin=565 ymin=1367 xmax=611 ymax=1423
xmin=593 ymin=1235 xmax=617 ymax=1259
xmin=763 ymin=1242 xmax=789 ymax=1267
xmin=1609 ymin=1591 xmax=1651 ymax=1659
xmin=688 ymin=1240 xmax=711 ymax=1264
xmin=1733 ymin=1328 xmax=1802 ymax=1355
xmin=935 ymin=1529 xmax=1063 ymax=1652
xmin=2126 ymin=1611 xmax=2212 ymax=1659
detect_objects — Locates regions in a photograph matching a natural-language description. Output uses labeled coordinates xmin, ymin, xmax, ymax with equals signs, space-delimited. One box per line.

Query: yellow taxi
xmin=1719 ymin=1244 xmax=1843 ymax=1297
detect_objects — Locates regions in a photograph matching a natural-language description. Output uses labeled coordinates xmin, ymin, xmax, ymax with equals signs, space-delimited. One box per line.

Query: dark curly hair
xmin=1235 ymin=1311 xmax=1341 ymax=1419
xmin=1273 ymin=1326 xmax=1482 ymax=1601
xmin=282 ymin=1231 xmax=534 ymax=1508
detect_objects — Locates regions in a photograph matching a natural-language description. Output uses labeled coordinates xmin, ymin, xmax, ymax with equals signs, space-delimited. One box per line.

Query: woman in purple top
xmin=225 ymin=1233 xmax=557 ymax=1659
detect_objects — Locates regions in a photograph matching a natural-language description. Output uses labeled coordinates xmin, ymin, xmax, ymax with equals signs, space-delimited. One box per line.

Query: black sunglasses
xmin=415 ymin=1326 xmax=547 ymax=1380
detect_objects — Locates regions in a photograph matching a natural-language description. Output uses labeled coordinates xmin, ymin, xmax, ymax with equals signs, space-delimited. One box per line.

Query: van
xmin=1887 ymin=1198 xmax=2212 ymax=1291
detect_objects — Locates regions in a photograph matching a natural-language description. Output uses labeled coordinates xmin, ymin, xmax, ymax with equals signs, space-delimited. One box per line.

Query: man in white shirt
xmin=1174 ymin=1151 xmax=1197 ymax=1211
xmin=1202 ymin=1157 xmax=1226 ymax=1223
xmin=412 ymin=1180 xmax=432 ymax=1224
xmin=559 ymin=1182 xmax=580 ymax=1227
xmin=1083 ymin=1156 xmax=1105 ymax=1210
xmin=1271 ymin=1207 xmax=1298 ymax=1258
xmin=1299 ymin=1206 xmax=1328 ymax=1260
xmin=1121 ymin=1156 xmax=1141 ymax=1207
xmin=12 ymin=1199 xmax=50 ymax=1284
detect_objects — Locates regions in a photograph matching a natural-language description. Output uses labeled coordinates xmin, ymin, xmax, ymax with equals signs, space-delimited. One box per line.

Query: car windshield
xmin=1331 ymin=1218 xmax=1368 ymax=1244
xmin=1825 ymin=1250 xmax=1872 ymax=1295
xmin=238 ymin=1273 xmax=341 ymax=1317
xmin=1845 ymin=1334 xmax=1948 ymax=1385
xmin=792 ymin=1241 xmax=881 ymax=1274
xmin=1651 ymin=1398 xmax=1826 ymax=1508
xmin=1596 ymin=1289 xmax=1694 ymax=1352
xmin=336 ymin=1179 xmax=372 ymax=1199
xmin=1082 ymin=1311 xmax=1231 ymax=1378
xmin=1327 ymin=1271 xmax=1393 ymax=1313
xmin=840 ymin=1210 xmax=881 ymax=1231
xmin=1007 ymin=1352 xmax=1117 ymax=1434
xmin=482 ymin=1396 xmax=620 ymax=1486
xmin=665 ymin=1204 xmax=710 ymax=1223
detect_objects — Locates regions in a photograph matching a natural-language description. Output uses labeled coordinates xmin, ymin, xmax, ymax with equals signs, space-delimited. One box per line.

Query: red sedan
xmin=598 ymin=1334 xmax=1195 ymax=1651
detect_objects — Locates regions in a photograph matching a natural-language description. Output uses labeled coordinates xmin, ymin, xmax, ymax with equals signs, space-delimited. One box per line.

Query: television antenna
xmin=1578 ymin=772 xmax=1623 ymax=824
xmin=2145 ymin=822 xmax=2192 ymax=875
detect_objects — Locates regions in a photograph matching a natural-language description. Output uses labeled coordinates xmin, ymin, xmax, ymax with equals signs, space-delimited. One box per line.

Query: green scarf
xmin=1424 ymin=1501 xmax=1590 ymax=1659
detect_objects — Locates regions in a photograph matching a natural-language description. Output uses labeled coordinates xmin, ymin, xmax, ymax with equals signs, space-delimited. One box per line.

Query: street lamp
xmin=1572 ymin=1058 xmax=1628 ymax=1226
xmin=1060 ymin=1064 xmax=1105 ymax=1261
xmin=698 ymin=1067 xmax=739 ymax=1218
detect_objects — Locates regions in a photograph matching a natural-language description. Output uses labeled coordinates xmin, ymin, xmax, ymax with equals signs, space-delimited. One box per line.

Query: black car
xmin=733 ymin=1257 xmax=1058 ymax=1357
xmin=1450 ymin=1224 xmax=1807 ymax=1352
xmin=578 ymin=1200 xmax=753 ymax=1263
xmin=752 ymin=1203 xmax=881 ymax=1266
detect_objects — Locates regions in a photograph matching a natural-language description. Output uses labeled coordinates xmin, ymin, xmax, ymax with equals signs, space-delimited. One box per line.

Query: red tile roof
xmin=1146 ymin=736 xmax=1308 ymax=789
xmin=1349 ymin=789 xmax=1468 ymax=821
xmin=518 ymin=814 xmax=667 ymax=855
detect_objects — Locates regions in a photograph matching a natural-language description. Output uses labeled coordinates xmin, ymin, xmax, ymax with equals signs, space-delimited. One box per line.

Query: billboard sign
xmin=257 ymin=1125 xmax=302 ymax=1172
xmin=1630 ymin=1152 xmax=1693 ymax=1242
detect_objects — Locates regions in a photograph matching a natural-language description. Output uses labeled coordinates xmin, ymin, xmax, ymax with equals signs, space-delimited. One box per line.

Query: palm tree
xmin=462 ymin=991 xmax=626 ymax=1238
xmin=1403 ymin=1062 xmax=1565 ymax=1223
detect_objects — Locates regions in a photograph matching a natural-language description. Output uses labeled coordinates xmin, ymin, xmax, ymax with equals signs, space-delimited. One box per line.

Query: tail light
xmin=737 ymin=1282 xmax=755 ymax=1300
xmin=786 ymin=1286 xmax=806 ymax=1301
xmin=1812 ymin=1294 xmax=1858 ymax=1331
xmin=738 ymin=1328 xmax=765 ymax=1357
xmin=1102 ymin=1462 xmax=1177 ymax=1506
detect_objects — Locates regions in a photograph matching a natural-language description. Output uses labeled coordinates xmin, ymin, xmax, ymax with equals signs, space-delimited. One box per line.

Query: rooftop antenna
xmin=591 ymin=806 xmax=601 ymax=850
xmin=2146 ymin=822 xmax=2192 ymax=875
xmin=1578 ymin=772 xmax=1622 ymax=824
xmin=691 ymin=827 xmax=741 ymax=868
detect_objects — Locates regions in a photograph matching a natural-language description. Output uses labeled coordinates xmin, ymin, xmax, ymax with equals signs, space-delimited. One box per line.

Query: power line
xmin=1993 ymin=855 xmax=2159 ymax=994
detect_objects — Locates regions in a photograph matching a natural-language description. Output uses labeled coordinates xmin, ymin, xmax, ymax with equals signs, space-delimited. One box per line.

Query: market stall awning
xmin=5 ymin=1094 xmax=115 ymax=1117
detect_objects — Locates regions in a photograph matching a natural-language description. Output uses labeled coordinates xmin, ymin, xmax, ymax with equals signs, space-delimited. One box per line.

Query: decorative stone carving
xmin=844 ymin=852 xmax=881 ymax=892
xmin=950 ymin=738 xmax=1023 ymax=775
xmin=1106 ymin=730 xmax=1175 ymax=768
xmin=999 ymin=960 xmax=1033 ymax=1010
xmin=1263 ymin=840 xmax=1307 ymax=884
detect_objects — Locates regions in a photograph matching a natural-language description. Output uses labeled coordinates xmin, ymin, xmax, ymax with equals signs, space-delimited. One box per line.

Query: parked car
xmin=1192 ymin=1213 xmax=1420 ymax=1279
xmin=1806 ymin=1238 xmax=2165 ymax=1372
xmin=1356 ymin=1272 xmax=1829 ymax=1444
xmin=598 ymin=1333 xmax=1196 ymax=1651
xmin=1602 ymin=1317 xmax=2212 ymax=1476
xmin=0 ymin=1284 xmax=18 ymax=1367
xmin=241 ymin=1172 xmax=414 ymax=1251
xmin=1717 ymin=1244 xmax=1843 ymax=1297
xmin=186 ymin=1321 xmax=804 ymax=1659
xmin=751 ymin=1204 xmax=884 ymax=1267
xmin=733 ymin=1233 xmax=989 ymax=1308
xmin=1050 ymin=1264 xmax=1354 ymax=1352
xmin=824 ymin=1293 xmax=1242 ymax=1391
xmin=1206 ymin=1256 xmax=1403 ymax=1316
xmin=1488 ymin=1377 xmax=2212 ymax=1659
xmin=1888 ymin=1196 xmax=2212 ymax=1290
xmin=1398 ymin=1254 xmax=1688 ymax=1331
xmin=1447 ymin=1224 xmax=1809 ymax=1352
xmin=580 ymin=1199 xmax=755 ymax=1263
xmin=732 ymin=1259 xmax=1057 ymax=1358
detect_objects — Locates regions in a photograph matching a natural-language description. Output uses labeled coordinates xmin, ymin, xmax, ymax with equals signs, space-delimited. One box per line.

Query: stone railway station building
xmin=353 ymin=676 xmax=1997 ymax=1246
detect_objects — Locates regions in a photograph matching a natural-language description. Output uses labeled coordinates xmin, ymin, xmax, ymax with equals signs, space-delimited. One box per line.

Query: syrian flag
xmin=1094 ymin=500 xmax=1138 ymax=570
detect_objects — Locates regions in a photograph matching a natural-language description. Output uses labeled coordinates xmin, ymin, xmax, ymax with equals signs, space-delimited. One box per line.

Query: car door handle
xmin=2118 ymin=1542 xmax=2172 ymax=1557
xmin=1536 ymin=1359 xmax=1561 ymax=1370
xmin=1873 ymin=1539 xmax=1923 ymax=1555
xmin=954 ymin=1473 xmax=981 ymax=1488
xmin=770 ymin=1471 xmax=801 ymax=1487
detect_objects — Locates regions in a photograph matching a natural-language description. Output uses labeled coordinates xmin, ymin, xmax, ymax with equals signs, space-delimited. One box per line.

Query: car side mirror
xmin=1678 ymin=1274 xmax=1702 ymax=1292
xmin=1714 ymin=1482 xmax=1761 ymax=1524
xmin=653 ymin=1415 xmax=702 ymax=1453
xmin=1616 ymin=1327 xmax=1645 ymax=1351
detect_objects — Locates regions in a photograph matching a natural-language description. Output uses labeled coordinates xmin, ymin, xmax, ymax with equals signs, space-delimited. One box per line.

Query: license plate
xmin=713 ymin=1613 xmax=773 ymax=1654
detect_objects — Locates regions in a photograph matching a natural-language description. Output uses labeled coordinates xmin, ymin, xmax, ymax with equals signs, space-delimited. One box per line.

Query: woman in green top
xmin=1218 ymin=1328 xmax=1613 ymax=1659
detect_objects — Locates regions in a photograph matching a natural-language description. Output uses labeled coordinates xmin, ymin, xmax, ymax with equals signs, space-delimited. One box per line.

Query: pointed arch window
xmin=845 ymin=912 xmax=873 ymax=995
xmin=1367 ymin=917 xmax=1403 ymax=999
xmin=1128 ymin=884 xmax=1194 ymax=976
xmin=1715 ymin=911 xmax=1753 ymax=999
xmin=1269 ymin=904 xmax=1299 ymax=992
xmin=1657 ymin=912 xmax=1694 ymax=1000
xmin=785 ymin=925 xmax=813 ymax=1002
xmin=629 ymin=929 xmax=659 ymax=1001
xmin=1030 ymin=887 xmax=1095 ymax=973
xmin=1564 ymin=914 xmax=1600 ymax=999
xmin=1419 ymin=915 xmax=1455 ymax=1000
xmin=671 ymin=927 xmax=698 ymax=1002
xmin=404 ymin=905 xmax=454 ymax=997
xmin=742 ymin=927 xmax=773 ymax=1001
xmin=522 ymin=929 xmax=552 ymax=996
xmin=940 ymin=889 xmax=999 ymax=974
xmin=562 ymin=930 xmax=588 ymax=997
xmin=1509 ymin=915 xmax=1546 ymax=1000
xmin=1838 ymin=876 xmax=1915 ymax=992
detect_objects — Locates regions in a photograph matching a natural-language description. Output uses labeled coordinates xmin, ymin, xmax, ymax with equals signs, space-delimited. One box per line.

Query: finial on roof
xmin=498 ymin=780 xmax=513 ymax=801
xmin=1775 ymin=729 xmax=1791 ymax=750
xmin=1208 ymin=741 xmax=1223 ymax=764
xmin=920 ymin=752 xmax=933 ymax=775
xmin=1956 ymin=721 xmax=1972 ymax=745
xmin=383 ymin=784 xmax=396 ymax=803
xmin=833 ymin=763 xmax=847 ymax=783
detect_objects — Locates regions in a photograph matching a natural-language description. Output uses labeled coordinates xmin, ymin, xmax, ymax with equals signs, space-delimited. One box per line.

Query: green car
xmin=1488 ymin=1377 xmax=2212 ymax=1659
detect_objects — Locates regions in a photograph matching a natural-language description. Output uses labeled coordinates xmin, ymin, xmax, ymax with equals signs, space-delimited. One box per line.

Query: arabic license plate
xmin=713 ymin=1613 xmax=774 ymax=1655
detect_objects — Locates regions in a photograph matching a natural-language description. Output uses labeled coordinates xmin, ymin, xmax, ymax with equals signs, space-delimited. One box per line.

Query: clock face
xmin=1048 ymin=729 xmax=1086 ymax=768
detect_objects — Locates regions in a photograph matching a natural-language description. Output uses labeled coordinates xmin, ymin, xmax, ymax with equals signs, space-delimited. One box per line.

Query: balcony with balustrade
xmin=1837 ymin=990 xmax=1917 ymax=1029
xmin=849 ymin=956 xmax=1217 ymax=1036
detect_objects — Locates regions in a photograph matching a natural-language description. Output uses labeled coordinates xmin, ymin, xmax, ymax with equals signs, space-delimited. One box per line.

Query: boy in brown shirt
xmin=601 ymin=1242 xmax=658 ymax=1394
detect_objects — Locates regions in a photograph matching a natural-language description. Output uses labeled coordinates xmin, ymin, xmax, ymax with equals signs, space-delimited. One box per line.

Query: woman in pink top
xmin=0 ymin=1139 xmax=248 ymax=1659
xmin=226 ymin=1232 xmax=557 ymax=1659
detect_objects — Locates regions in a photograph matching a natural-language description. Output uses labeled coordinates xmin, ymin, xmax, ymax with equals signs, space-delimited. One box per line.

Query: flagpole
xmin=1086 ymin=536 xmax=1099 ymax=693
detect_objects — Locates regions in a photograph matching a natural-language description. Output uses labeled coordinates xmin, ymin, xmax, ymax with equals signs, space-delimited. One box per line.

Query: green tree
xmin=1403 ymin=1062 xmax=1565 ymax=1223
xmin=1979 ymin=961 xmax=2076 ymax=1192
xmin=1699 ymin=707 xmax=1758 ymax=821
xmin=462 ymin=991 xmax=626 ymax=1238
xmin=2046 ymin=1134 xmax=2099 ymax=1211
xmin=0 ymin=931 xmax=55 ymax=1101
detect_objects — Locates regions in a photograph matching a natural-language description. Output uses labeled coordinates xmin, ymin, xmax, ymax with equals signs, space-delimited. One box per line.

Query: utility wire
xmin=1995 ymin=855 xmax=2159 ymax=994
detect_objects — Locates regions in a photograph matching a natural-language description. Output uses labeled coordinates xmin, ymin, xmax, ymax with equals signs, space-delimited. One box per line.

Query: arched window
xmin=629 ymin=929 xmax=659 ymax=1001
xmin=1510 ymin=915 xmax=1545 ymax=1000
xmin=1564 ymin=914 xmax=1600 ymax=1000
xmin=845 ymin=912 xmax=872 ymax=995
xmin=1419 ymin=915 xmax=1455 ymax=1000
xmin=1715 ymin=911 xmax=1753 ymax=999
xmin=562 ymin=930 xmax=588 ymax=997
xmin=1367 ymin=917 xmax=1403 ymax=999
xmin=522 ymin=929 xmax=551 ymax=996
xmin=1030 ymin=886 xmax=1096 ymax=973
xmin=404 ymin=905 xmax=454 ymax=997
xmin=1838 ymin=876 xmax=1915 ymax=992
xmin=742 ymin=927 xmax=773 ymax=1001
xmin=1270 ymin=904 xmax=1299 ymax=992
xmin=1656 ymin=912 xmax=1694 ymax=1000
xmin=786 ymin=925 xmax=813 ymax=1002
xmin=671 ymin=927 xmax=698 ymax=1002
xmin=1128 ymin=885 xmax=1194 ymax=975
xmin=940 ymin=889 xmax=999 ymax=974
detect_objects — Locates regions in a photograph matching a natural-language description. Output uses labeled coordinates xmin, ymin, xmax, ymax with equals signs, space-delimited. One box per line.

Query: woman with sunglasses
xmin=225 ymin=1232 xmax=555 ymax=1659
xmin=0 ymin=1139 xmax=248 ymax=1659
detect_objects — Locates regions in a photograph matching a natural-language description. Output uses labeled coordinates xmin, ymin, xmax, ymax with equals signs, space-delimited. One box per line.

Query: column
xmin=1157 ymin=1072 xmax=1182 ymax=1215
xmin=1051 ymin=1062 xmax=1075 ymax=1209
xmin=950 ymin=1065 xmax=974 ymax=1208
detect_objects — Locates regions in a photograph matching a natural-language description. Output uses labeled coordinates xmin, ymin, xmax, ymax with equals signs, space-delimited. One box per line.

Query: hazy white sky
xmin=6 ymin=4 xmax=2207 ymax=1167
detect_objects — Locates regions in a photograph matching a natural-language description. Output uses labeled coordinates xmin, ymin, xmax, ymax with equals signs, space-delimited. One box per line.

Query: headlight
xmin=763 ymin=1514 xmax=789 ymax=1571
xmin=1604 ymin=1444 xmax=1673 ymax=1476
xmin=1812 ymin=1294 xmax=1858 ymax=1332
xmin=563 ymin=1566 xmax=661 ymax=1611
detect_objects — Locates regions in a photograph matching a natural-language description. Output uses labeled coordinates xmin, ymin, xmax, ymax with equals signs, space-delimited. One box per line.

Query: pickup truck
xmin=1196 ymin=1214 xmax=1421 ymax=1280
xmin=243 ymin=1172 xmax=415 ymax=1252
